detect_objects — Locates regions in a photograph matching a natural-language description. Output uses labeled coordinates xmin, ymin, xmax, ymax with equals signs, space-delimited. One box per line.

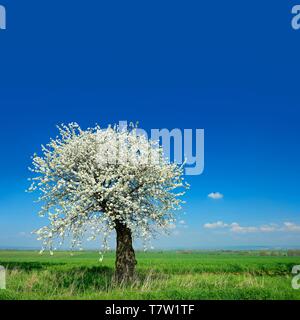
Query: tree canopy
xmin=29 ymin=123 xmax=188 ymax=257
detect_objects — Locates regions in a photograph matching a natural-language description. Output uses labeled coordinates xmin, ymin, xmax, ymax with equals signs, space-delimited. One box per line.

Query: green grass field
xmin=0 ymin=250 xmax=299 ymax=300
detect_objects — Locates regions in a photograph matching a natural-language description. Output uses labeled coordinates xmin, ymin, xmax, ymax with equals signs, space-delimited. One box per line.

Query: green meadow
xmin=0 ymin=250 xmax=299 ymax=300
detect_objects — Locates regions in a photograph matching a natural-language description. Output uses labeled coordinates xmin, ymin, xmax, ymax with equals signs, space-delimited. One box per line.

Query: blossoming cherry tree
xmin=29 ymin=123 xmax=188 ymax=281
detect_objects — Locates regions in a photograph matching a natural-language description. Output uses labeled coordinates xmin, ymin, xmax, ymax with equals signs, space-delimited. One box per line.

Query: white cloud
xmin=283 ymin=222 xmax=300 ymax=232
xmin=230 ymin=222 xmax=258 ymax=234
xmin=204 ymin=221 xmax=229 ymax=229
xmin=259 ymin=224 xmax=278 ymax=233
xmin=208 ymin=192 xmax=224 ymax=200
xmin=167 ymin=223 xmax=176 ymax=229
xmin=203 ymin=221 xmax=300 ymax=234
xmin=177 ymin=220 xmax=188 ymax=229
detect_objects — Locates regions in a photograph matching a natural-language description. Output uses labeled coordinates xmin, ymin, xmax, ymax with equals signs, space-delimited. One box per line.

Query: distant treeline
xmin=173 ymin=249 xmax=300 ymax=256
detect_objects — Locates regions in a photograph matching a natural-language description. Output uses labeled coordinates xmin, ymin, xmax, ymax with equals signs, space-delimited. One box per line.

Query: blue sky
xmin=0 ymin=1 xmax=300 ymax=249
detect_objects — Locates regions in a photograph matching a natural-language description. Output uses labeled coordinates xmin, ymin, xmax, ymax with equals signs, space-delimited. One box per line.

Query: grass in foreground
xmin=0 ymin=250 xmax=299 ymax=300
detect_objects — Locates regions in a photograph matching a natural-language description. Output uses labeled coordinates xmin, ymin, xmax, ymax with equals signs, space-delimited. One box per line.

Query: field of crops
xmin=0 ymin=250 xmax=299 ymax=300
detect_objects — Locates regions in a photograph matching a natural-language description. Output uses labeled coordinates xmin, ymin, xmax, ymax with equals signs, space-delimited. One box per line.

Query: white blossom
xmin=28 ymin=122 xmax=188 ymax=253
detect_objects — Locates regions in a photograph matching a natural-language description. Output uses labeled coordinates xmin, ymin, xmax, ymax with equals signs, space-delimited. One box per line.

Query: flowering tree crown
xmin=29 ymin=123 xmax=188 ymax=254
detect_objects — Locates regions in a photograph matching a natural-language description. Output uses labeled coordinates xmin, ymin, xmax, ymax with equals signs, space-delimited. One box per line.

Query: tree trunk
xmin=115 ymin=221 xmax=137 ymax=282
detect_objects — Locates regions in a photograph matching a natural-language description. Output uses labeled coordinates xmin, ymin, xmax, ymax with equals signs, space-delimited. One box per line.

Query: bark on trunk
xmin=115 ymin=221 xmax=137 ymax=282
